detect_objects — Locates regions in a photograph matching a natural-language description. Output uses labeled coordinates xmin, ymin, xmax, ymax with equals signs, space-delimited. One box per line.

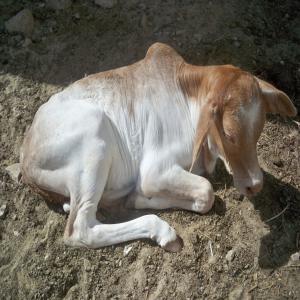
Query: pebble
xmin=5 ymin=163 xmax=21 ymax=183
xmin=226 ymin=249 xmax=235 ymax=262
xmin=229 ymin=286 xmax=251 ymax=300
xmin=5 ymin=9 xmax=34 ymax=37
xmin=194 ymin=33 xmax=202 ymax=42
xmin=73 ymin=13 xmax=80 ymax=20
xmin=290 ymin=252 xmax=300 ymax=262
xmin=95 ymin=0 xmax=117 ymax=9
xmin=208 ymin=255 xmax=217 ymax=264
xmin=23 ymin=38 xmax=32 ymax=47
xmin=84 ymin=258 xmax=91 ymax=272
xmin=234 ymin=41 xmax=241 ymax=48
xmin=123 ymin=245 xmax=133 ymax=256
xmin=47 ymin=0 xmax=72 ymax=10
xmin=0 ymin=204 xmax=8 ymax=219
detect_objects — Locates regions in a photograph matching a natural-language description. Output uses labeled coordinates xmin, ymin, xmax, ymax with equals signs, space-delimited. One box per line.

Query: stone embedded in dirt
xmin=5 ymin=9 xmax=34 ymax=37
xmin=229 ymin=286 xmax=251 ymax=300
xmin=225 ymin=249 xmax=235 ymax=262
xmin=208 ymin=255 xmax=217 ymax=264
xmin=84 ymin=258 xmax=92 ymax=272
xmin=290 ymin=252 xmax=300 ymax=261
xmin=73 ymin=13 xmax=80 ymax=20
xmin=0 ymin=204 xmax=8 ymax=219
xmin=94 ymin=0 xmax=117 ymax=9
xmin=5 ymin=163 xmax=21 ymax=183
xmin=123 ymin=245 xmax=133 ymax=256
xmin=234 ymin=41 xmax=241 ymax=48
xmin=23 ymin=37 xmax=32 ymax=47
xmin=47 ymin=0 xmax=72 ymax=10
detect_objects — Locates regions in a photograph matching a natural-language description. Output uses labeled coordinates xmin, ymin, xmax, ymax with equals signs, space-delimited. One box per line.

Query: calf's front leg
xmin=128 ymin=165 xmax=214 ymax=213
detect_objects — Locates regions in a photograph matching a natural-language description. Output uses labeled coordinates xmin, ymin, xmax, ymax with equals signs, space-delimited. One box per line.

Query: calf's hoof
xmin=162 ymin=235 xmax=184 ymax=252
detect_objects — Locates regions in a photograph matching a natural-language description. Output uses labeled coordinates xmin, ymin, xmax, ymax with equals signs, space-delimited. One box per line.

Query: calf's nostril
xmin=246 ymin=182 xmax=262 ymax=196
xmin=246 ymin=186 xmax=253 ymax=195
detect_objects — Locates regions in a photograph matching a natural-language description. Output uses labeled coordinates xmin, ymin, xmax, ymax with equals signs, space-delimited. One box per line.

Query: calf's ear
xmin=189 ymin=101 xmax=218 ymax=172
xmin=256 ymin=77 xmax=297 ymax=117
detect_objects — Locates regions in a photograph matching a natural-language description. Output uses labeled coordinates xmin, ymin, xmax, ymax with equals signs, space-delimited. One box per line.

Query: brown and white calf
xmin=20 ymin=43 xmax=297 ymax=251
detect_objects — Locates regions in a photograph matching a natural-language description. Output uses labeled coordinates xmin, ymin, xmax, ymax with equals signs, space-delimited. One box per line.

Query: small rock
xmin=84 ymin=258 xmax=91 ymax=272
xmin=13 ymin=230 xmax=20 ymax=237
xmin=123 ymin=245 xmax=133 ymax=256
xmin=229 ymin=286 xmax=251 ymax=300
xmin=13 ymin=34 xmax=23 ymax=43
xmin=0 ymin=204 xmax=8 ymax=219
xmin=95 ymin=0 xmax=117 ymax=9
xmin=234 ymin=41 xmax=241 ymax=48
xmin=73 ymin=13 xmax=80 ymax=19
xmin=47 ymin=0 xmax=72 ymax=10
xmin=5 ymin=163 xmax=21 ymax=183
xmin=208 ymin=255 xmax=217 ymax=264
xmin=226 ymin=249 xmax=235 ymax=262
xmin=23 ymin=37 xmax=32 ymax=47
xmin=194 ymin=33 xmax=202 ymax=42
xmin=290 ymin=252 xmax=300 ymax=262
xmin=5 ymin=9 xmax=34 ymax=37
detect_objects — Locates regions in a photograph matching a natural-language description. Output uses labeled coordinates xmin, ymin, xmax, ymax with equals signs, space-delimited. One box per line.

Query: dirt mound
xmin=1 ymin=1 xmax=299 ymax=299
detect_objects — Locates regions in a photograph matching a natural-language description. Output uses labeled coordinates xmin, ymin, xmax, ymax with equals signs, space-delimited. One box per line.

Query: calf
xmin=20 ymin=43 xmax=297 ymax=251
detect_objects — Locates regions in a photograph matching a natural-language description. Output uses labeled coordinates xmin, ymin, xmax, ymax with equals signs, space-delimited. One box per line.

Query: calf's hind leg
xmin=63 ymin=142 xmax=182 ymax=252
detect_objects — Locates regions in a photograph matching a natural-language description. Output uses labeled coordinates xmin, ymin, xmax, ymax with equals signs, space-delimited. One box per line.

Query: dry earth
xmin=1 ymin=0 xmax=300 ymax=299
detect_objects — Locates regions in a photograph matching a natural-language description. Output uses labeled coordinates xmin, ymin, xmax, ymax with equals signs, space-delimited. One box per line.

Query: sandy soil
xmin=0 ymin=1 xmax=300 ymax=299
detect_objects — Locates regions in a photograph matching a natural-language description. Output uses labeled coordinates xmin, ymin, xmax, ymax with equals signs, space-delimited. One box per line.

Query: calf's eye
xmin=222 ymin=130 xmax=236 ymax=144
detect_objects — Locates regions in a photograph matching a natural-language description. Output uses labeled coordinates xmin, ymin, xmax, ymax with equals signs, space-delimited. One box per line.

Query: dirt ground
xmin=1 ymin=0 xmax=300 ymax=299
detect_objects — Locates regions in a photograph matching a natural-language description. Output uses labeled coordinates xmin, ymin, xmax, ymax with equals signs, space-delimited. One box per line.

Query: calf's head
xmin=187 ymin=66 xmax=297 ymax=197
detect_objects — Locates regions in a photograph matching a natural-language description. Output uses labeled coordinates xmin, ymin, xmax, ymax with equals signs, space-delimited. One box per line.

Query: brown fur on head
xmin=178 ymin=63 xmax=297 ymax=196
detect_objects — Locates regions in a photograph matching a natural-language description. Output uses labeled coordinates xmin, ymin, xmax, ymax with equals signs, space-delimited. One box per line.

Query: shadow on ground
xmin=213 ymin=161 xmax=300 ymax=269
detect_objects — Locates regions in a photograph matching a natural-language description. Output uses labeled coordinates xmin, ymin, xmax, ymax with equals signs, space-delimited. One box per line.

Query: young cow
xmin=20 ymin=43 xmax=297 ymax=252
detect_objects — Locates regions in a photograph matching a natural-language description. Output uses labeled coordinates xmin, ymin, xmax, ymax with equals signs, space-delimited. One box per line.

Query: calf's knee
xmin=193 ymin=180 xmax=215 ymax=214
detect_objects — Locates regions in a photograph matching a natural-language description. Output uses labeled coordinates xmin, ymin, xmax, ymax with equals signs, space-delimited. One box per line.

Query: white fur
xmin=21 ymin=52 xmax=214 ymax=251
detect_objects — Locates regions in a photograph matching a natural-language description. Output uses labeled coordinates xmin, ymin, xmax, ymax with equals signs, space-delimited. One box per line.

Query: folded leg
xmin=62 ymin=141 xmax=182 ymax=252
xmin=128 ymin=164 xmax=214 ymax=213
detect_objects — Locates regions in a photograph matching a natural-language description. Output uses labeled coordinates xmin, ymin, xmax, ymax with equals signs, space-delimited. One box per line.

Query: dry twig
xmin=265 ymin=203 xmax=290 ymax=223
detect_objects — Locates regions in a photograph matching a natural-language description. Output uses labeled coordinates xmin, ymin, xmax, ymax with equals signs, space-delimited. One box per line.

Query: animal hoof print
xmin=163 ymin=235 xmax=184 ymax=252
